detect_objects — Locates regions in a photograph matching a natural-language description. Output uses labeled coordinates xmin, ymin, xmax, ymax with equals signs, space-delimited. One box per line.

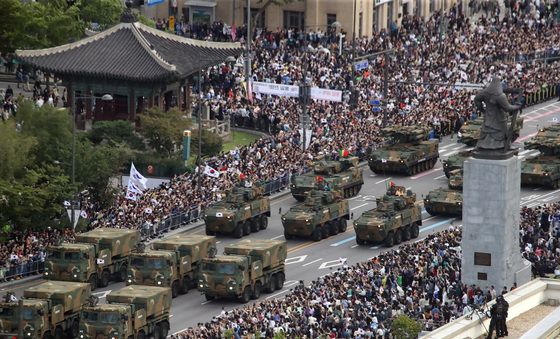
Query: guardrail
xmin=0 ymin=260 xmax=45 ymax=282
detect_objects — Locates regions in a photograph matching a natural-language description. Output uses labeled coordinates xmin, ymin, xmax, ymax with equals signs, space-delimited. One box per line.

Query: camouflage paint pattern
xmin=80 ymin=304 xmax=131 ymax=339
xmin=290 ymin=156 xmax=364 ymax=200
xmin=424 ymin=188 xmax=463 ymax=216
xmin=44 ymin=243 xmax=95 ymax=282
xmin=521 ymin=155 xmax=560 ymax=188
xmin=128 ymin=250 xmax=177 ymax=287
xmin=524 ymin=124 xmax=560 ymax=155
xmin=368 ymin=126 xmax=439 ymax=175
xmin=204 ymin=184 xmax=270 ymax=235
xmin=448 ymin=169 xmax=463 ymax=190
xmin=353 ymin=186 xmax=422 ymax=244
xmin=0 ymin=299 xmax=48 ymax=339
xmin=282 ymin=189 xmax=349 ymax=239
xmin=458 ymin=116 xmax=523 ymax=146
xmin=442 ymin=150 xmax=474 ymax=178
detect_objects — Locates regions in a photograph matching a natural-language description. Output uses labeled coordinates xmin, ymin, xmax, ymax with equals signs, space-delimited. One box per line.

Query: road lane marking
xmin=420 ymin=218 xmax=455 ymax=233
xmin=318 ymin=258 xmax=346 ymax=269
xmin=302 ymin=258 xmax=323 ymax=267
xmin=351 ymin=203 xmax=368 ymax=211
xmin=434 ymin=174 xmax=447 ymax=180
xmin=518 ymin=149 xmax=534 ymax=155
xmin=271 ymin=234 xmax=285 ymax=240
xmin=285 ymin=255 xmax=307 ymax=265
xmin=423 ymin=216 xmax=437 ymax=222
xmin=524 ymin=106 xmax=560 ymax=122
xmin=201 ymin=300 xmax=213 ymax=305
xmin=520 ymin=190 xmax=560 ymax=206
xmin=330 ymin=236 xmax=356 ymax=247
xmin=375 ymin=177 xmax=392 ymax=184
xmin=370 ymin=245 xmax=382 ymax=250
xmin=411 ymin=167 xmax=442 ymax=180
xmin=351 ymin=244 xmax=359 ymax=248
xmin=266 ymin=288 xmax=291 ymax=299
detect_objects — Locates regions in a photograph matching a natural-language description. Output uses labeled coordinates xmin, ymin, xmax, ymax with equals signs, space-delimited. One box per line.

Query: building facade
xmin=141 ymin=0 xmax=471 ymax=37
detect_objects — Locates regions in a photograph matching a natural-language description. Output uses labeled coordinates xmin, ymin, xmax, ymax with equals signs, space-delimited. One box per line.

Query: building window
xmin=326 ymin=13 xmax=337 ymax=26
xmin=283 ymin=10 xmax=304 ymax=29
xmin=244 ymin=8 xmax=265 ymax=28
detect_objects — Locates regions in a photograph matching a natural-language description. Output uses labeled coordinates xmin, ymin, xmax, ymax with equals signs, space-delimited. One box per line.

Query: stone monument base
xmin=461 ymin=156 xmax=531 ymax=291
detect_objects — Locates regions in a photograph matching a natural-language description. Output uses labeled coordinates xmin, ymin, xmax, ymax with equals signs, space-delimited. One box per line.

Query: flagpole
xmin=198 ymin=68 xmax=202 ymax=198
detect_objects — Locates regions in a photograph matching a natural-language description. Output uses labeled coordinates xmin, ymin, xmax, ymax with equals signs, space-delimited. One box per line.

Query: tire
xmin=68 ymin=319 xmax=79 ymax=338
xmin=180 ymin=277 xmax=190 ymax=294
xmin=321 ymin=225 xmax=330 ymax=239
xmin=312 ymin=228 xmax=322 ymax=242
xmin=137 ymin=332 xmax=145 ymax=339
xmin=338 ymin=219 xmax=347 ymax=232
xmin=243 ymin=221 xmax=251 ymax=236
xmin=118 ymin=265 xmax=127 ymax=282
xmin=284 ymin=231 xmax=293 ymax=240
xmin=275 ymin=273 xmax=285 ymax=289
xmin=153 ymin=324 xmax=162 ymax=339
xmin=265 ymin=276 xmax=275 ymax=293
xmin=384 ymin=232 xmax=395 ymax=247
xmin=88 ymin=274 xmax=98 ymax=291
xmin=160 ymin=321 xmax=169 ymax=339
xmin=205 ymin=293 xmax=215 ymax=301
xmin=329 ymin=221 xmax=339 ymax=235
xmin=411 ymin=223 xmax=420 ymax=238
xmin=205 ymin=227 xmax=214 ymax=236
xmin=233 ymin=224 xmax=243 ymax=238
xmin=402 ymin=227 xmax=411 ymax=241
xmin=240 ymin=286 xmax=251 ymax=303
xmin=260 ymin=215 xmax=268 ymax=230
xmin=171 ymin=281 xmax=180 ymax=298
xmin=250 ymin=218 xmax=260 ymax=232
xmin=54 ymin=326 xmax=63 ymax=339
xmin=42 ymin=333 xmax=50 ymax=339
xmin=355 ymin=236 xmax=366 ymax=245
xmin=99 ymin=270 xmax=110 ymax=288
xmin=394 ymin=230 xmax=402 ymax=244
xmin=252 ymin=282 xmax=262 ymax=299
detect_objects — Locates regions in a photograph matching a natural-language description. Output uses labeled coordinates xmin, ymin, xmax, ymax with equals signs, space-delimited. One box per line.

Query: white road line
xmin=423 ymin=216 xmax=437 ymax=222
xmin=533 ymin=187 xmax=542 ymax=191
xmin=283 ymin=280 xmax=298 ymax=288
xmin=265 ymin=289 xmax=291 ymax=299
xmin=370 ymin=245 xmax=382 ymax=250
xmin=542 ymin=196 xmax=557 ymax=202
xmin=270 ymin=234 xmax=285 ymax=240
xmin=521 ymin=189 xmax=560 ymax=206
xmin=351 ymin=203 xmax=368 ymax=211
xmin=434 ymin=174 xmax=447 ymax=180
xmin=351 ymin=244 xmax=359 ymax=248
xmin=201 ymin=300 xmax=213 ymax=305
xmin=375 ymin=177 xmax=392 ymax=184
xmin=518 ymin=149 xmax=534 ymax=155
xmin=302 ymin=258 xmax=323 ymax=267
xmin=439 ymin=143 xmax=457 ymax=150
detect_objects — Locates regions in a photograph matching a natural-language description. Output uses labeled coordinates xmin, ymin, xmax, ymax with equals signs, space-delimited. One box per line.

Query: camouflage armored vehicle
xmin=127 ymin=234 xmax=217 ymax=297
xmin=204 ymin=183 xmax=270 ymax=238
xmin=458 ymin=116 xmax=523 ymax=146
xmin=442 ymin=150 xmax=474 ymax=178
xmin=448 ymin=169 xmax=463 ymax=190
xmin=424 ymin=188 xmax=463 ymax=216
xmin=353 ymin=185 xmax=422 ymax=247
xmin=45 ymin=228 xmax=140 ymax=290
xmin=290 ymin=156 xmax=363 ymax=201
xmin=282 ymin=186 xmax=350 ymax=241
xmin=525 ymin=124 xmax=560 ymax=155
xmin=0 ymin=281 xmax=91 ymax=339
xmin=80 ymin=285 xmax=171 ymax=339
xmin=521 ymin=156 xmax=560 ymax=189
xmin=368 ymin=126 xmax=439 ymax=175
xmin=198 ymin=239 xmax=287 ymax=303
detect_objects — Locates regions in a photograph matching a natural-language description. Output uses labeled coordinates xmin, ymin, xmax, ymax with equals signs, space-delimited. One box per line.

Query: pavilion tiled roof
xmin=16 ymin=22 xmax=242 ymax=83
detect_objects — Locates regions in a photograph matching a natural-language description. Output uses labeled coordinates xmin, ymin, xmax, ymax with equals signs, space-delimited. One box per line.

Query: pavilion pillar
xmin=185 ymin=79 xmax=191 ymax=117
xmin=129 ymin=88 xmax=136 ymax=123
xmin=85 ymin=85 xmax=93 ymax=130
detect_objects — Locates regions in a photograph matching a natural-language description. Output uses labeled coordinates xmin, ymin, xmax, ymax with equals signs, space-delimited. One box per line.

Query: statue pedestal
xmin=461 ymin=156 xmax=531 ymax=291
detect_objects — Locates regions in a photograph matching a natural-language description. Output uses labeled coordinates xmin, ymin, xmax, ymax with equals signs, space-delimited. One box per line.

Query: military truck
xmin=458 ymin=116 xmax=524 ymax=146
xmin=198 ymin=239 xmax=287 ymax=303
xmin=127 ymin=234 xmax=217 ymax=298
xmin=424 ymin=188 xmax=463 ymax=216
xmin=442 ymin=150 xmax=474 ymax=178
xmin=204 ymin=183 xmax=270 ymax=238
xmin=525 ymin=124 xmax=560 ymax=155
xmin=79 ymin=285 xmax=171 ymax=339
xmin=368 ymin=126 xmax=439 ymax=176
xmin=290 ymin=156 xmax=363 ymax=201
xmin=448 ymin=169 xmax=463 ymax=190
xmin=45 ymin=228 xmax=140 ymax=290
xmin=282 ymin=187 xmax=350 ymax=241
xmin=0 ymin=281 xmax=91 ymax=339
xmin=353 ymin=185 xmax=422 ymax=247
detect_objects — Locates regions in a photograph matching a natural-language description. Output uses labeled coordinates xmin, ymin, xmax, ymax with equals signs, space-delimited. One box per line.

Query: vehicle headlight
xmin=227 ymin=215 xmax=232 ymax=219
xmin=27 ymin=333 xmax=32 ymax=337
xmin=457 ymin=202 xmax=462 ymax=205
xmin=425 ymin=199 xmax=430 ymax=202
xmin=73 ymin=274 xmax=78 ymax=278
xmin=44 ymin=272 xmax=49 ymax=276
xmin=80 ymin=335 xmax=84 ymax=339
xmin=127 ymin=279 xmax=132 ymax=283
xmin=291 ymin=184 xmax=296 ymax=188
xmin=400 ymin=160 xmax=404 ymax=163
xmin=305 ymin=219 xmax=309 ymax=222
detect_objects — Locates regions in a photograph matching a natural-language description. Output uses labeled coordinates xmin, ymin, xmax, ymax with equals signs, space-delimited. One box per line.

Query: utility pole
xmin=71 ymin=89 xmax=77 ymax=230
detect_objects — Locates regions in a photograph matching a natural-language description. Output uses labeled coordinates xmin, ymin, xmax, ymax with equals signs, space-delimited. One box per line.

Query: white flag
xmin=130 ymin=162 xmax=147 ymax=189
xmin=204 ymin=165 xmax=220 ymax=178
xmin=127 ymin=180 xmax=144 ymax=195
xmin=125 ymin=191 xmax=138 ymax=201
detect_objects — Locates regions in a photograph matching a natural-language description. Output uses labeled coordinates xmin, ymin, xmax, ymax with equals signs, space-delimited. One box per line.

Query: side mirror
xmin=122 ymin=314 xmax=129 ymax=321
xmin=83 ymin=253 xmax=89 ymax=259
xmin=37 ymin=309 xmax=44 ymax=316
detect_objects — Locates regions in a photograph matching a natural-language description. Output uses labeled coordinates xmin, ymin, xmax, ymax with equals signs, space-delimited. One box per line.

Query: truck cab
xmin=0 ymin=300 xmax=49 ymax=339
xmin=44 ymin=243 xmax=95 ymax=283
xmin=198 ymin=255 xmax=253 ymax=299
xmin=127 ymin=250 xmax=184 ymax=290
xmin=79 ymin=304 xmax=132 ymax=339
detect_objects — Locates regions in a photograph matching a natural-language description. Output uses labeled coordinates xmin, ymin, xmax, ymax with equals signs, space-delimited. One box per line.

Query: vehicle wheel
xmin=160 ymin=321 xmax=169 ymax=339
xmin=355 ymin=236 xmax=366 ymax=245
xmin=402 ymin=226 xmax=411 ymax=241
xmin=250 ymin=218 xmax=260 ymax=232
xmin=384 ymin=232 xmax=395 ymax=247
xmin=205 ymin=293 xmax=215 ymax=301
xmin=118 ymin=265 xmax=127 ymax=282
xmin=233 ymin=223 xmax=243 ymax=238
xmin=425 ymin=207 xmax=435 ymax=216
xmin=172 ymin=281 xmax=180 ymax=298
xmin=42 ymin=332 xmax=50 ymax=339
xmin=68 ymin=319 xmax=79 ymax=338
xmin=329 ymin=221 xmax=339 ymax=235
xmin=137 ymin=331 xmax=145 ymax=339
xmin=321 ymin=225 xmax=330 ymax=239
xmin=276 ymin=272 xmax=285 ymax=289
xmin=180 ymin=278 xmax=189 ymax=294
xmin=260 ymin=215 xmax=268 ymax=230
xmin=88 ymin=274 xmax=98 ymax=291
xmin=411 ymin=223 xmax=420 ymax=238
xmin=99 ymin=270 xmax=110 ymax=288
xmin=153 ymin=324 xmax=161 ymax=339
xmin=265 ymin=276 xmax=275 ymax=293
xmin=240 ymin=286 xmax=251 ymax=303
xmin=54 ymin=326 xmax=63 ymax=339
xmin=394 ymin=230 xmax=402 ymax=244
xmin=205 ymin=227 xmax=214 ymax=236
xmin=312 ymin=228 xmax=322 ymax=242
xmin=284 ymin=231 xmax=293 ymax=240
xmin=294 ymin=196 xmax=306 ymax=202
xmin=338 ymin=219 xmax=347 ymax=232
xmin=243 ymin=221 xmax=251 ymax=236
xmin=252 ymin=282 xmax=262 ymax=299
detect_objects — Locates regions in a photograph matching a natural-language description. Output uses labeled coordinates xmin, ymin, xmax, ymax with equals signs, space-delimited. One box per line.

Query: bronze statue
xmin=474 ymin=77 xmax=522 ymax=159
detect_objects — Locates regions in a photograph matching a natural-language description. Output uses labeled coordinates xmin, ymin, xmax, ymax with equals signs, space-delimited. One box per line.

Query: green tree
xmin=138 ymin=13 xmax=156 ymax=28
xmin=88 ymin=120 xmax=145 ymax=150
xmin=80 ymin=0 xmax=122 ymax=30
xmin=138 ymin=108 xmax=192 ymax=157
xmin=391 ymin=315 xmax=422 ymax=339
xmin=191 ymin=129 xmax=223 ymax=158
xmin=0 ymin=120 xmax=37 ymax=180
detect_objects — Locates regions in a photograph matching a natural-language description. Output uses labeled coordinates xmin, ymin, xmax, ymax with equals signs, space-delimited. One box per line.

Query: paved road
xmin=5 ymin=100 xmax=560 ymax=335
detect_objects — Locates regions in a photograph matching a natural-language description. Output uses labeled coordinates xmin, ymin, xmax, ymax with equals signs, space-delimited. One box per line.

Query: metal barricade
xmin=1 ymin=260 xmax=45 ymax=282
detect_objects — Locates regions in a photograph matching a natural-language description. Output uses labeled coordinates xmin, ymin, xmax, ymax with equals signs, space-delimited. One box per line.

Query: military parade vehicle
xmin=424 ymin=188 xmax=463 ymax=217
xmin=45 ymin=228 xmax=140 ymax=290
xmin=282 ymin=182 xmax=350 ymax=241
xmin=522 ymin=124 xmax=560 ymax=189
xmin=127 ymin=234 xmax=217 ymax=298
xmin=457 ymin=116 xmax=524 ymax=146
xmin=448 ymin=169 xmax=463 ymax=190
xmin=79 ymin=285 xmax=171 ymax=339
xmin=368 ymin=126 xmax=439 ymax=176
xmin=290 ymin=156 xmax=363 ymax=201
xmin=198 ymin=239 xmax=287 ymax=303
xmin=0 ymin=281 xmax=91 ymax=339
xmin=442 ymin=150 xmax=474 ymax=178
xmin=204 ymin=183 xmax=270 ymax=238
xmin=524 ymin=124 xmax=560 ymax=155
xmin=353 ymin=184 xmax=422 ymax=247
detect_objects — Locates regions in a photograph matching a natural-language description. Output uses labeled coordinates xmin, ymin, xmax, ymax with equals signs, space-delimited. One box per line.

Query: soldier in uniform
xmin=486 ymin=295 xmax=507 ymax=338
xmin=497 ymin=295 xmax=509 ymax=337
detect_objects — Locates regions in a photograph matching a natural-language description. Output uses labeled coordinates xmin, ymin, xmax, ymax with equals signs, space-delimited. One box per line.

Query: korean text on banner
xmin=310 ymin=87 xmax=342 ymax=102
xmin=147 ymin=0 xmax=165 ymax=6
xmin=253 ymin=81 xmax=300 ymax=97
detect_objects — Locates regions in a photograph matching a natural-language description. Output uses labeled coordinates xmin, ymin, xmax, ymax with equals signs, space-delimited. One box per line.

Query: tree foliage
xmin=191 ymin=129 xmax=223 ymax=158
xmin=88 ymin=120 xmax=145 ymax=150
xmin=0 ymin=120 xmax=36 ymax=180
xmin=391 ymin=315 xmax=422 ymax=338
xmin=79 ymin=0 xmax=122 ymax=30
xmin=138 ymin=108 xmax=192 ymax=157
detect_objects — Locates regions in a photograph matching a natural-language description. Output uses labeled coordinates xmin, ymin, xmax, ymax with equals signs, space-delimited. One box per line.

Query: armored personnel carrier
xmin=353 ymin=185 xmax=422 ymax=247
xmin=448 ymin=169 xmax=463 ymax=190
xmin=368 ymin=126 xmax=439 ymax=176
xmin=290 ymin=156 xmax=363 ymax=201
xmin=442 ymin=150 xmax=474 ymax=178
xmin=204 ymin=183 xmax=270 ymax=238
xmin=458 ymin=116 xmax=524 ymax=146
xmin=424 ymin=188 xmax=463 ymax=216
xmin=522 ymin=124 xmax=560 ymax=189
xmin=282 ymin=185 xmax=350 ymax=241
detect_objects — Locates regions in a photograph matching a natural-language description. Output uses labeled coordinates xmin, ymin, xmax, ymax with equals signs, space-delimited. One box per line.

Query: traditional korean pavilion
xmin=16 ymin=7 xmax=241 ymax=129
